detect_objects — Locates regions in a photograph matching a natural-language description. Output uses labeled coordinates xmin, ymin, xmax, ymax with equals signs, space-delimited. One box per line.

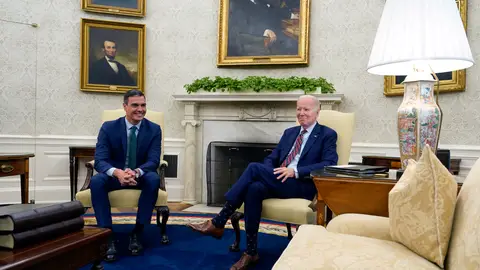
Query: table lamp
xmin=367 ymin=0 xmax=474 ymax=168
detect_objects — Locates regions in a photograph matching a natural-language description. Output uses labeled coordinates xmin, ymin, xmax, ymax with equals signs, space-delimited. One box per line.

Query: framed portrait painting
xmin=384 ymin=0 xmax=468 ymax=96
xmin=217 ymin=0 xmax=311 ymax=66
xmin=80 ymin=19 xmax=146 ymax=94
xmin=81 ymin=0 xmax=146 ymax=17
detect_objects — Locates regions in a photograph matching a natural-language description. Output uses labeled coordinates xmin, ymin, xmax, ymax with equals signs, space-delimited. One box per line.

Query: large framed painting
xmin=217 ymin=0 xmax=311 ymax=66
xmin=81 ymin=0 xmax=146 ymax=17
xmin=384 ymin=0 xmax=467 ymax=96
xmin=80 ymin=19 xmax=146 ymax=94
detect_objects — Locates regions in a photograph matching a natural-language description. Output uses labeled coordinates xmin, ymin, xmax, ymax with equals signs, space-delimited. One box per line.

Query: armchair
xmin=75 ymin=109 xmax=170 ymax=244
xmin=229 ymin=110 xmax=355 ymax=251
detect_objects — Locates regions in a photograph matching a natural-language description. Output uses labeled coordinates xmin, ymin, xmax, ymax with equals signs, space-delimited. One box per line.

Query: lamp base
xmin=397 ymin=72 xmax=442 ymax=169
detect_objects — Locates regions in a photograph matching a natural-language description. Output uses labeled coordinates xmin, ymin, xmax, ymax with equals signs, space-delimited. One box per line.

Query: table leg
xmin=316 ymin=199 xmax=326 ymax=226
xmin=69 ymin=150 xmax=74 ymax=201
xmin=74 ymin=157 xmax=79 ymax=199
xmin=20 ymin=173 xmax=28 ymax=204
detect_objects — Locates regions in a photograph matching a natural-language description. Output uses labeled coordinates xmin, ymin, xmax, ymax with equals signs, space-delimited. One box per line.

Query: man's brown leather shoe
xmin=187 ymin=220 xmax=224 ymax=239
xmin=230 ymin=253 xmax=260 ymax=270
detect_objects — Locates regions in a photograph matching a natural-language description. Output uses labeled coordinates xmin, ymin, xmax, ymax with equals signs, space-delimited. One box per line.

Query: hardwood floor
xmin=85 ymin=202 xmax=193 ymax=213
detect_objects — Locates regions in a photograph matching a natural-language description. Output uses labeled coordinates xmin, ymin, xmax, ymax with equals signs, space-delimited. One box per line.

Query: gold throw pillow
xmin=389 ymin=145 xmax=457 ymax=268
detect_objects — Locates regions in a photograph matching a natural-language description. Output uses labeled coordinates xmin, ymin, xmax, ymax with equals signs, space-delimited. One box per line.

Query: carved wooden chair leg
xmin=286 ymin=223 xmax=293 ymax=239
xmin=229 ymin=211 xmax=244 ymax=252
xmin=156 ymin=206 xmax=170 ymax=245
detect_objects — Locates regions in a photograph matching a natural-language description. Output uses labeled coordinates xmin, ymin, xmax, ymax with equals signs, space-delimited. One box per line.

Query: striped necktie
xmin=281 ymin=129 xmax=307 ymax=167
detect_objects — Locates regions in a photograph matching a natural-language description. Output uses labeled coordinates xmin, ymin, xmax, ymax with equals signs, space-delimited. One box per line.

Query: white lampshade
xmin=367 ymin=0 xmax=474 ymax=75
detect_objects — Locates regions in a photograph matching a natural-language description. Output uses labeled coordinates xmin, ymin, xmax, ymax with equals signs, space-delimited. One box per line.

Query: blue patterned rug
xmin=80 ymin=212 xmax=291 ymax=269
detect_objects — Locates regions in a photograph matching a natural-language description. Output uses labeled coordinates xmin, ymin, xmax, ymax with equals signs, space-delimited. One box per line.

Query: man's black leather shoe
xmin=105 ymin=238 xmax=117 ymax=262
xmin=128 ymin=232 xmax=143 ymax=256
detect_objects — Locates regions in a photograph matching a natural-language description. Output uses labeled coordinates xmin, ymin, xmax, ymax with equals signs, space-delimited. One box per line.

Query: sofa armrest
xmin=326 ymin=213 xmax=392 ymax=241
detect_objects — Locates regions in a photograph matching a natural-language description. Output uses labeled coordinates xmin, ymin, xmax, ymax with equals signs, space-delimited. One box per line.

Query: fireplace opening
xmin=206 ymin=141 xmax=278 ymax=206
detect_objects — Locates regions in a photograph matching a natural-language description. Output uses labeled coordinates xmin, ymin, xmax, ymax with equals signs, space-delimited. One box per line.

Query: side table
xmin=69 ymin=146 xmax=95 ymax=201
xmin=0 ymin=227 xmax=110 ymax=270
xmin=312 ymin=170 xmax=463 ymax=226
xmin=0 ymin=154 xmax=35 ymax=204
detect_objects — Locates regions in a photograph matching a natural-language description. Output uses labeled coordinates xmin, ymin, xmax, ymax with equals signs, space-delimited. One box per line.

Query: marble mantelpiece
xmin=173 ymin=92 xmax=344 ymax=204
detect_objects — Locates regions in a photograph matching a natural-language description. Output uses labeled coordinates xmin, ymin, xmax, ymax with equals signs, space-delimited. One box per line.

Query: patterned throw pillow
xmin=388 ymin=145 xmax=457 ymax=268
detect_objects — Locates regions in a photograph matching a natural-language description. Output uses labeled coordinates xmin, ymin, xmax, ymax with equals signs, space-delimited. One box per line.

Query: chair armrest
xmin=80 ymin=160 xmax=95 ymax=191
xmin=159 ymin=160 xmax=168 ymax=192
xmin=81 ymin=159 xmax=168 ymax=192
xmin=326 ymin=213 xmax=392 ymax=241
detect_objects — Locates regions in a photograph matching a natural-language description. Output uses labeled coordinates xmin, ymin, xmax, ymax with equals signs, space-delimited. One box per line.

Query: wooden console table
xmin=0 ymin=154 xmax=34 ymax=204
xmin=362 ymin=155 xmax=461 ymax=175
xmin=69 ymin=146 xmax=95 ymax=201
xmin=312 ymin=170 xmax=463 ymax=226
xmin=0 ymin=227 xmax=110 ymax=270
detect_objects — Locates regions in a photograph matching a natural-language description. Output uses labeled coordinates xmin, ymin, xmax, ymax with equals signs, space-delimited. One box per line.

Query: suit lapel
xmin=120 ymin=118 xmax=127 ymax=160
xmin=299 ymin=123 xmax=321 ymax=161
xmin=280 ymin=126 xmax=301 ymax=162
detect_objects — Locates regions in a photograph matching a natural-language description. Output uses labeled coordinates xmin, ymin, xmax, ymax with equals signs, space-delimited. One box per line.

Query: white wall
xmin=1 ymin=0 xmax=480 ymax=203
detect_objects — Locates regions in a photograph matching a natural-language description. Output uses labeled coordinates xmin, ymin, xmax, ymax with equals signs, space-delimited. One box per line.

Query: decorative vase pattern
xmin=397 ymin=81 xmax=441 ymax=169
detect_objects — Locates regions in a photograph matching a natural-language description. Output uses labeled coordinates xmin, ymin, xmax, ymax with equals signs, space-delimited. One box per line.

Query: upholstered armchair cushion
xmin=389 ymin=145 xmax=457 ymax=268
xmin=273 ymin=225 xmax=439 ymax=270
xmin=326 ymin=213 xmax=392 ymax=241
xmin=76 ymin=189 xmax=167 ymax=208
xmin=238 ymin=198 xmax=316 ymax=225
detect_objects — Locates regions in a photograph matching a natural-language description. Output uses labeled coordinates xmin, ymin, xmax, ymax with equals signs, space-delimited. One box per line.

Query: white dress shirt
xmin=106 ymin=56 xmax=119 ymax=74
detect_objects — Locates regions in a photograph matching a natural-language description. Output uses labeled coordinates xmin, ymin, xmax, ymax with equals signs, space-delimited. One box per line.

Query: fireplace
xmin=206 ymin=141 xmax=278 ymax=206
xmin=172 ymin=92 xmax=343 ymax=203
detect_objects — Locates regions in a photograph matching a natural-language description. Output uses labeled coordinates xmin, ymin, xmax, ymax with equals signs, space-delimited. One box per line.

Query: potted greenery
xmin=184 ymin=76 xmax=335 ymax=94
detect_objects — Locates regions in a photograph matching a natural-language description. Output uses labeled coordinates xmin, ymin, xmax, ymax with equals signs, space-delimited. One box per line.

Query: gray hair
xmin=298 ymin=95 xmax=320 ymax=112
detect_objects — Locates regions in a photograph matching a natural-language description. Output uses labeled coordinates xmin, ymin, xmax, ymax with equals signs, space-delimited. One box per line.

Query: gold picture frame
xmin=80 ymin=18 xmax=146 ymax=94
xmin=384 ymin=0 xmax=467 ymax=96
xmin=81 ymin=0 xmax=146 ymax=17
xmin=217 ymin=0 xmax=311 ymax=66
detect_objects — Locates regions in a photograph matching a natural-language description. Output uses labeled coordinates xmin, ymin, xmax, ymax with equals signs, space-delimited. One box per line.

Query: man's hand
xmin=113 ymin=169 xmax=137 ymax=186
xmin=273 ymin=167 xmax=295 ymax=183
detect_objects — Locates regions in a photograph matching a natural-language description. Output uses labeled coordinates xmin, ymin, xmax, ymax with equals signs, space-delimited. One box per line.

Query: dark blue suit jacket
xmin=264 ymin=123 xmax=338 ymax=178
xmin=94 ymin=117 xmax=162 ymax=175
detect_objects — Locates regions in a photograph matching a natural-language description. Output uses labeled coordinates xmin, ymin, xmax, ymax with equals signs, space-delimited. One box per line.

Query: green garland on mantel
xmin=184 ymin=76 xmax=336 ymax=94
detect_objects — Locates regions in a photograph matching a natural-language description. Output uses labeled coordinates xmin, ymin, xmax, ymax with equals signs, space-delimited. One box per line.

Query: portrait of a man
xmin=217 ymin=0 xmax=310 ymax=66
xmin=228 ymin=0 xmax=300 ymax=56
xmin=91 ymin=0 xmax=139 ymax=9
xmin=82 ymin=0 xmax=146 ymax=17
xmin=80 ymin=19 xmax=145 ymax=93
xmin=89 ymin=39 xmax=136 ymax=86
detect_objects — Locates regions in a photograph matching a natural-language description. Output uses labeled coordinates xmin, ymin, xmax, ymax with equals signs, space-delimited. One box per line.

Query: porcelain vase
xmin=397 ymin=80 xmax=442 ymax=169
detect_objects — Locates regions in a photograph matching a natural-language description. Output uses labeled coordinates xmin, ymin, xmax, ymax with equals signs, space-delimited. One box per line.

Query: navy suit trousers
xmin=90 ymin=172 xmax=160 ymax=228
xmin=225 ymin=162 xmax=316 ymax=237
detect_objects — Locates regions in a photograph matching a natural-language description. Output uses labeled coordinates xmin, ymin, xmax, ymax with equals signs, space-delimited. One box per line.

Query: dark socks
xmin=133 ymin=223 xmax=144 ymax=234
xmin=211 ymin=201 xmax=237 ymax=228
xmin=246 ymin=231 xmax=258 ymax=256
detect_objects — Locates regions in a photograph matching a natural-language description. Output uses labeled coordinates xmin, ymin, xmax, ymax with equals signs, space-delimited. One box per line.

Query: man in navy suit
xmin=188 ymin=95 xmax=338 ymax=269
xmin=90 ymin=89 xmax=161 ymax=262
xmin=89 ymin=40 xmax=136 ymax=86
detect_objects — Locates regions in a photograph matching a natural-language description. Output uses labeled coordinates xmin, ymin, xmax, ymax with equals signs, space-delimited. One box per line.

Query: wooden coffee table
xmin=0 ymin=227 xmax=110 ymax=270
xmin=312 ymin=170 xmax=463 ymax=226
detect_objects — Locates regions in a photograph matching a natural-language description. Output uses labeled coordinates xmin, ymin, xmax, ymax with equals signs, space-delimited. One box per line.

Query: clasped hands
xmin=273 ymin=167 xmax=295 ymax=183
xmin=113 ymin=168 xmax=138 ymax=186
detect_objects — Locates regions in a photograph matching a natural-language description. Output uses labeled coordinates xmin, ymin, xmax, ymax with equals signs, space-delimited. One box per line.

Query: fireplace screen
xmin=206 ymin=141 xmax=278 ymax=206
